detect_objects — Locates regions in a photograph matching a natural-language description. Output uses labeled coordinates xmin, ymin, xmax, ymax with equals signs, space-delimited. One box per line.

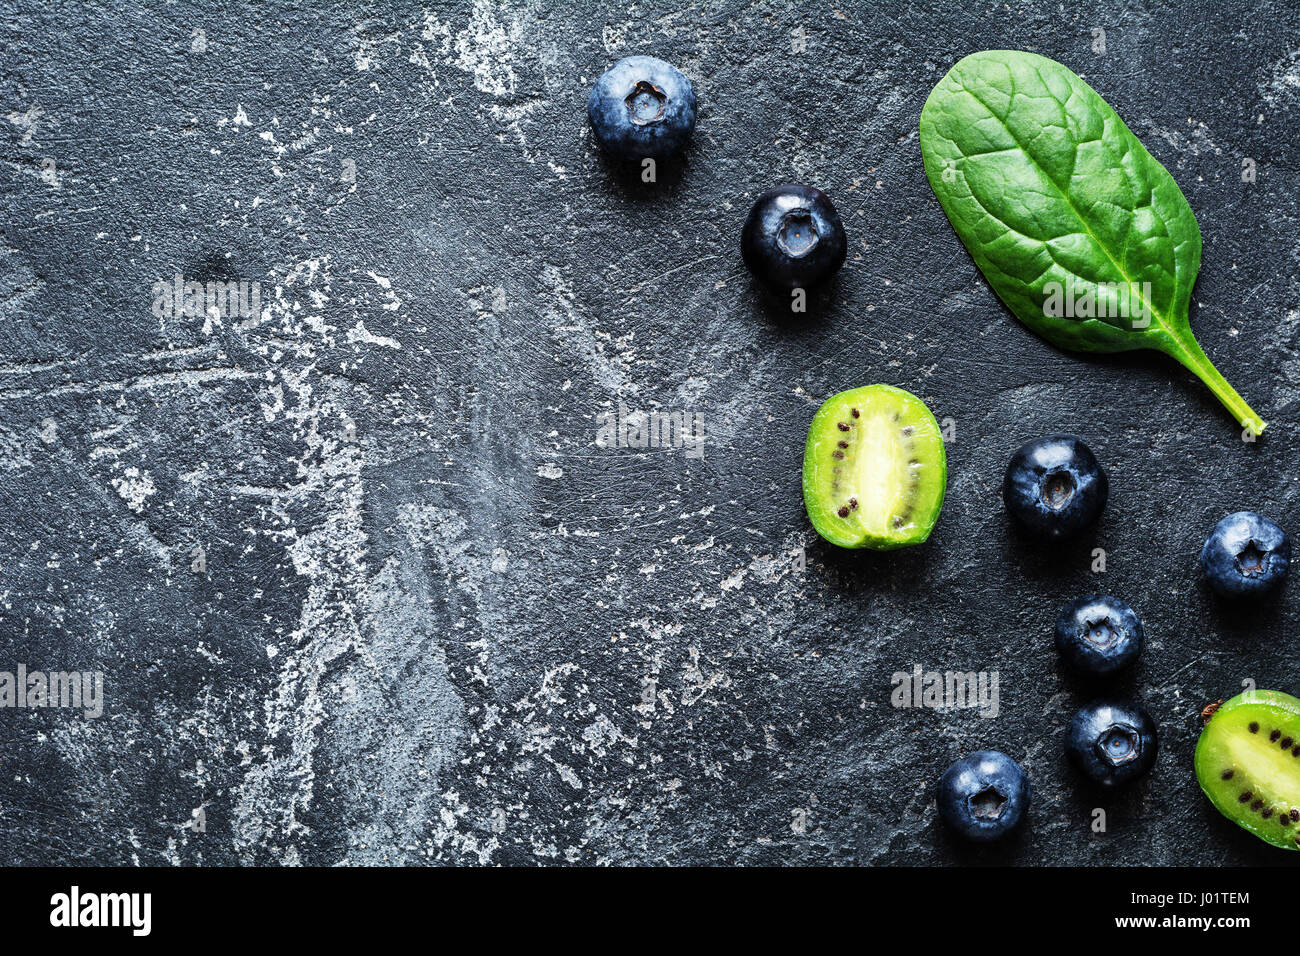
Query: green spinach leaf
xmin=920 ymin=50 xmax=1264 ymax=434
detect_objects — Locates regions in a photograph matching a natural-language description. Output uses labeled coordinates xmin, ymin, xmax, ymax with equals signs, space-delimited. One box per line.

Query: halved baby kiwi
xmin=1195 ymin=690 xmax=1300 ymax=850
xmin=802 ymin=384 xmax=946 ymax=549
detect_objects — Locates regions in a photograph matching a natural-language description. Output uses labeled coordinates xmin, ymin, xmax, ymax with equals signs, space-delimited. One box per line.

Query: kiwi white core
xmin=1224 ymin=726 xmax=1300 ymax=801
xmin=854 ymin=412 xmax=910 ymax=536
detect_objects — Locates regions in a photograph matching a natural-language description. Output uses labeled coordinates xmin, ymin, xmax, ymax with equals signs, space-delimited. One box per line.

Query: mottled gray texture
xmin=2 ymin=0 xmax=1299 ymax=865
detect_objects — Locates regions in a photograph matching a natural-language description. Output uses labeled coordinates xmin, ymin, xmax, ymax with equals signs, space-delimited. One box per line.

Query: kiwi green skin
xmin=1195 ymin=690 xmax=1300 ymax=851
xmin=801 ymin=384 xmax=947 ymax=550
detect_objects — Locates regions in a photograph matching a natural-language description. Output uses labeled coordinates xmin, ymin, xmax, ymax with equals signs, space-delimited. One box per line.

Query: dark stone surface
xmin=2 ymin=0 xmax=1300 ymax=865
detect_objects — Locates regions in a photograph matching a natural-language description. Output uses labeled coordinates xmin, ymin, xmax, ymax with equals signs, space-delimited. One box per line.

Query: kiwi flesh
xmin=1195 ymin=689 xmax=1300 ymax=850
xmin=802 ymin=384 xmax=946 ymax=549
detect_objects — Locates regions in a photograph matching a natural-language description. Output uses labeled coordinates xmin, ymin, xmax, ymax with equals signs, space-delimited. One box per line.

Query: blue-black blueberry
xmin=1199 ymin=511 xmax=1290 ymax=599
xmin=1002 ymin=434 xmax=1107 ymax=540
xmin=587 ymin=56 xmax=696 ymax=161
xmin=1065 ymin=699 xmax=1158 ymax=787
xmin=936 ymin=749 xmax=1030 ymax=841
xmin=1054 ymin=595 xmax=1144 ymax=677
xmin=741 ymin=184 xmax=846 ymax=292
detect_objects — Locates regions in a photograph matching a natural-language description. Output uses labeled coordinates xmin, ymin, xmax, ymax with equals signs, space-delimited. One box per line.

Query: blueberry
xmin=741 ymin=184 xmax=847 ymax=292
xmin=1199 ymin=511 xmax=1290 ymax=599
xmin=1065 ymin=699 xmax=1158 ymax=787
xmin=936 ymin=749 xmax=1030 ymax=841
xmin=1054 ymin=595 xmax=1143 ymax=677
xmin=1002 ymin=434 xmax=1108 ymax=540
xmin=587 ymin=56 xmax=696 ymax=161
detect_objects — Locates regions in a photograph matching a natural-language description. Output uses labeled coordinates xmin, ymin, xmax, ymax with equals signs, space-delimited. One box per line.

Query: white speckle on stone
xmin=1263 ymin=48 xmax=1300 ymax=105
xmin=111 ymin=466 xmax=156 ymax=514
xmin=346 ymin=320 xmax=401 ymax=350
xmin=553 ymin=762 xmax=582 ymax=790
xmin=6 ymin=105 xmax=42 ymax=146
xmin=719 ymin=567 xmax=746 ymax=591
xmin=453 ymin=0 xmax=524 ymax=97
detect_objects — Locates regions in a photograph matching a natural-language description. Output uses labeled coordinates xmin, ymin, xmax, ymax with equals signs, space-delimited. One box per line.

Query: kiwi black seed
xmin=1197 ymin=690 xmax=1300 ymax=851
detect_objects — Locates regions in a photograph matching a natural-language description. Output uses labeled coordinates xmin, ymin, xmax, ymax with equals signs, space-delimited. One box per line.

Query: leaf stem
xmin=1164 ymin=337 xmax=1266 ymax=436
